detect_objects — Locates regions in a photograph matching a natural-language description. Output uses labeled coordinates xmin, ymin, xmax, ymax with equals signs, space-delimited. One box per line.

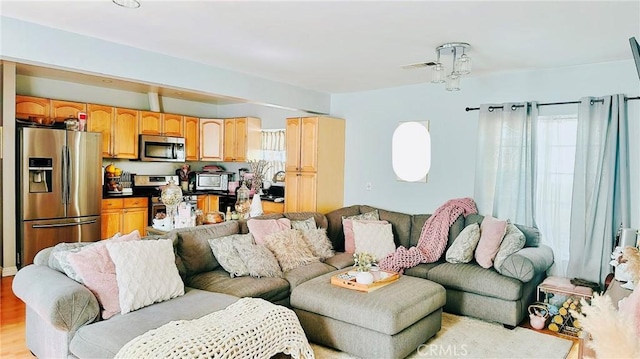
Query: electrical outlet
xmin=365 ymin=182 xmax=372 ymax=191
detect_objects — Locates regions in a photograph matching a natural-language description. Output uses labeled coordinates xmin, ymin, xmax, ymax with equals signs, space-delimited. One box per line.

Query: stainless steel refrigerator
xmin=17 ymin=126 xmax=102 ymax=267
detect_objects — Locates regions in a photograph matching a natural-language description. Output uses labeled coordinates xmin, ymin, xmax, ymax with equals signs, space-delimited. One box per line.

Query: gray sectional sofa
xmin=13 ymin=206 xmax=554 ymax=358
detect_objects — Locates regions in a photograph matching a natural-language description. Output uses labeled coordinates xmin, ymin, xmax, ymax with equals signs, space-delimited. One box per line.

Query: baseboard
xmin=2 ymin=266 xmax=18 ymax=277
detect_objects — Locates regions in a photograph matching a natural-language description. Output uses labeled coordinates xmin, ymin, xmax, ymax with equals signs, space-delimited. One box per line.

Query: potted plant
xmin=353 ymin=252 xmax=377 ymax=284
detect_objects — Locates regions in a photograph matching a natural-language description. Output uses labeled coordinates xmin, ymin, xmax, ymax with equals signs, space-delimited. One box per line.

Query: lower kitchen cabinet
xmin=197 ymin=195 xmax=220 ymax=216
xmin=101 ymin=197 xmax=148 ymax=239
xmin=262 ymin=200 xmax=284 ymax=214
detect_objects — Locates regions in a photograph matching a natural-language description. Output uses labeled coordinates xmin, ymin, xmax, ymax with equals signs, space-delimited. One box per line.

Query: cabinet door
xmin=16 ymin=95 xmax=50 ymax=118
xmin=51 ymin=100 xmax=86 ymax=122
xmin=139 ymin=111 xmax=162 ymax=135
xmin=184 ymin=116 xmax=199 ymax=161
xmin=114 ymin=108 xmax=139 ymax=159
xmin=197 ymin=195 xmax=207 ymax=212
xmin=163 ymin=114 xmax=184 ymax=137
xmin=101 ymin=210 xmax=122 ymax=240
xmin=223 ymin=119 xmax=237 ymax=161
xmin=299 ymin=117 xmax=319 ymax=172
xmin=206 ymin=195 xmax=220 ymax=214
xmin=262 ymin=201 xmax=284 ymax=214
xmin=234 ymin=118 xmax=248 ymax=162
xmin=285 ymin=118 xmax=302 ymax=172
xmin=87 ymin=104 xmax=115 ymax=157
xmin=284 ymin=172 xmax=316 ymax=212
xmin=200 ymin=119 xmax=224 ymax=161
xmin=122 ymin=208 xmax=148 ymax=235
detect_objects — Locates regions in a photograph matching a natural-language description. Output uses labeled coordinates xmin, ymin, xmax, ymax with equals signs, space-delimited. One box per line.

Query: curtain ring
xmin=488 ymin=107 xmax=494 ymax=112
xmin=590 ymin=99 xmax=594 ymax=105
xmin=511 ymin=105 xmax=518 ymax=111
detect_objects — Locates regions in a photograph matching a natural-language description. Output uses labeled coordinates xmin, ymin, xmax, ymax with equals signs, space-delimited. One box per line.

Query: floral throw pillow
xmin=291 ymin=217 xmax=317 ymax=230
xmin=208 ymin=234 xmax=253 ymax=277
xmin=264 ymin=229 xmax=319 ymax=272
xmin=446 ymin=223 xmax=481 ymax=264
xmin=493 ymin=223 xmax=526 ymax=270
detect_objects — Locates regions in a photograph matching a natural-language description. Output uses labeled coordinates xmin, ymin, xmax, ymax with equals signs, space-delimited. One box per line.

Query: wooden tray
xmin=330 ymin=270 xmax=399 ymax=292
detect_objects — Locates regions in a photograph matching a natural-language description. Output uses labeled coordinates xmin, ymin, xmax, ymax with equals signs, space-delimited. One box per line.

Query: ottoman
xmin=290 ymin=271 xmax=446 ymax=359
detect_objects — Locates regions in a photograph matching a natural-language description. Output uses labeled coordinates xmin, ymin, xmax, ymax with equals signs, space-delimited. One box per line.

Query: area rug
xmin=310 ymin=312 xmax=574 ymax=359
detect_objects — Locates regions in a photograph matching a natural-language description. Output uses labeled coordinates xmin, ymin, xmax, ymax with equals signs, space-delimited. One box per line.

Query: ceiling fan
xmin=401 ymin=61 xmax=438 ymax=70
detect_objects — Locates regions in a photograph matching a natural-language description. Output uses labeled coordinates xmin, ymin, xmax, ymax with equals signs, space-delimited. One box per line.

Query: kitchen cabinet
xmin=51 ymin=100 xmax=86 ymax=122
xmin=197 ymin=195 xmax=220 ymax=216
xmin=139 ymin=112 xmax=184 ymax=137
xmin=284 ymin=116 xmax=345 ymax=213
xmin=200 ymin=119 xmax=224 ymax=161
xmin=223 ymin=117 xmax=261 ymax=162
xmin=113 ymin=108 xmax=139 ymax=159
xmin=87 ymin=104 xmax=115 ymax=158
xmin=15 ymin=95 xmax=50 ymax=118
xmin=184 ymin=116 xmax=199 ymax=161
xmin=101 ymin=197 xmax=148 ymax=239
xmin=262 ymin=200 xmax=284 ymax=214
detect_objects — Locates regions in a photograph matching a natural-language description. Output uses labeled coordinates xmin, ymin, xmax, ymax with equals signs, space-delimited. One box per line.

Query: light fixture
xmin=112 ymin=0 xmax=140 ymax=9
xmin=431 ymin=42 xmax=471 ymax=91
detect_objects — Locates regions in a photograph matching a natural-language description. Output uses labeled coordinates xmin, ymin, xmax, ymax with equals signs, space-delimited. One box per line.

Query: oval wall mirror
xmin=392 ymin=121 xmax=431 ymax=182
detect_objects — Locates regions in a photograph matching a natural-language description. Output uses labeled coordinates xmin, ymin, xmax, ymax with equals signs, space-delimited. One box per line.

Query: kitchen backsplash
xmin=104 ymin=159 xmax=249 ymax=180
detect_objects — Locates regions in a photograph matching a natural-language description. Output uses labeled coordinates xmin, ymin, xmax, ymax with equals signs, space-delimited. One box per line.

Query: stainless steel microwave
xmin=139 ymin=135 xmax=186 ymax=162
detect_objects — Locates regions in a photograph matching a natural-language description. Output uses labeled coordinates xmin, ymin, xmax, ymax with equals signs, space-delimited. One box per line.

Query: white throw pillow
xmin=493 ymin=223 xmax=526 ymax=270
xmin=107 ymin=239 xmax=184 ymax=315
xmin=352 ymin=220 xmax=396 ymax=261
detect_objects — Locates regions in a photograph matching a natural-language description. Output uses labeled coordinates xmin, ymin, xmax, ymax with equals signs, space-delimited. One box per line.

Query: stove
xmin=134 ymin=175 xmax=196 ymax=225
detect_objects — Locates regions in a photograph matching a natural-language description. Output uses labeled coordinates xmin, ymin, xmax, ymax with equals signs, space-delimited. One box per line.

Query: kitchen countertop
xmin=103 ymin=190 xmax=284 ymax=202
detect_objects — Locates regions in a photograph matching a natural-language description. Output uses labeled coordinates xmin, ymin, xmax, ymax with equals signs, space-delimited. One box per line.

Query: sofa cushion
xmin=69 ymin=288 xmax=238 ymax=359
xmin=496 ymin=245 xmax=554 ymax=282
xmin=325 ymin=205 xmax=361 ymax=251
xmin=465 ymin=214 xmax=540 ymax=248
xmin=427 ymin=262 xmax=523 ymax=301
xmin=233 ymin=240 xmax=283 ymax=278
xmin=187 ymin=268 xmax=290 ymax=302
xmin=403 ymin=262 xmax=441 ymax=279
xmin=360 ymin=205 xmax=411 ymax=248
xmin=475 ymin=216 xmax=508 ymax=268
xmin=208 ymin=234 xmax=252 ymax=277
xmin=323 ymin=252 xmax=355 ymax=270
xmin=284 ymin=262 xmax=335 ymax=292
xmin=264 ymin=229 xmax=320 ymax=272
xmin=445 ymin=223 xmax=481 ymax=264
xmin=175 ymin=221 xmax=239 ymax=276
xmin=493 ymin=223 xmax=526 ymax=270
xmin=107 ymin=239 xmax=185 ymax=315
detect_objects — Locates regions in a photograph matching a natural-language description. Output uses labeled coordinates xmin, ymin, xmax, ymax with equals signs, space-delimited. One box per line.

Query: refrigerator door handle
xmin=61 ymin=146 xmax=68 ymax=204
xmin=66 ymin=145 xmax=71 ymax=204
xmin=31 ymin=219 xmax=98 ymax=229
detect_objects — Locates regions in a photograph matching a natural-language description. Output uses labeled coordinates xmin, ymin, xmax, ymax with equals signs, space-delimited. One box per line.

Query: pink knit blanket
xmin=379 ymin=198 xmax=478 ymax=273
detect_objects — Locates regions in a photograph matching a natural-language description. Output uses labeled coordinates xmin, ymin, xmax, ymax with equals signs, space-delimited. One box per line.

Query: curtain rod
xmin=465 ymin=96 xmax=640 ymax=112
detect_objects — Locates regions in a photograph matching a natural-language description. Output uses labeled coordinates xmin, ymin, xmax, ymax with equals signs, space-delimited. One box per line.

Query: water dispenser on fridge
xmin=28 ymin=157 xmax=53 ymax=193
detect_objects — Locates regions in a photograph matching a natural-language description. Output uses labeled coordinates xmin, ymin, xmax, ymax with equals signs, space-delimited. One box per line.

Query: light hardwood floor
xmin=1 ymin=275 xmax=579 ymax=358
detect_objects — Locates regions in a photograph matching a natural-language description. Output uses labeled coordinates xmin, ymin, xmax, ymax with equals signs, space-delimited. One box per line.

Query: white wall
xmin=331 ymin=60 xmax=640 ymax=228
xmin=217 ymin=103 xmax=313 ymax=129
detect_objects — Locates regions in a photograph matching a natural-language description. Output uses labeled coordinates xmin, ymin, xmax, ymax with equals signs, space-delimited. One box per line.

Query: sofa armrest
xmin=12 ymin=265 xmax=100 ymax=332
xmin=496 ymin=245 xmax=554 ymax=282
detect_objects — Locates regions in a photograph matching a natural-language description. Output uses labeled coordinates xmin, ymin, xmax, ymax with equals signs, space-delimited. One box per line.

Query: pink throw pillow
xmin=343 ymin=219 xmax=389 ymax=253
xmin=67 ymin=230 xmax=140 ymax=319
xmin=474 ymin=216 xmax=507 ymax=269
xmin=247 ymin=218 xmax=291 ymax=245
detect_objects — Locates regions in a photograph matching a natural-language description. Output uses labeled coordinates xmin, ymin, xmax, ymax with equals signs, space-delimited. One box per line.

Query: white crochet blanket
xmin=115 ymin=298 xmax=315 ymax=359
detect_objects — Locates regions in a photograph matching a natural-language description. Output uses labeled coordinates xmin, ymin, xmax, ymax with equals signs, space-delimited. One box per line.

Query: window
xmin=535 ymin=114 xmax=578 ymax=275
xmin=260 ymin=130 xmax=286 ymax=182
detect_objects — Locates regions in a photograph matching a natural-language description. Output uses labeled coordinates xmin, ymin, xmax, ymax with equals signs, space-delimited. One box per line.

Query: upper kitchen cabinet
xmin=51 ymin=100 xmax=86 ymax=122
xmin=15 ymin=95 xmax=50 ymax=118
xmin=113 ymin=108 xmax=139 ymax=159
xmin=284 ymin=116 xmax=345 ymax=213
xmin=200 ymin=119 xmax=224 ymax=161
xmin=184 ymin=116 xmax=200 ymax=161
xmin=223 ymin=117 xmax=261 ymax=162
xmin=139 ymin=112 xmax=184 ymax=137
xmin=87 ymin=104 xmax=115 ymax=158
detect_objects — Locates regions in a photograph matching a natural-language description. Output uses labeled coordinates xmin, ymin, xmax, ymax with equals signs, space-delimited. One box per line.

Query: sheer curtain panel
xmin=473 ymin=103 xmax=538 ymax=227
xmin=567 ymin=95 xmax=630 ymax=285
xmin=261 ymin=130 xmax=286 ymax=182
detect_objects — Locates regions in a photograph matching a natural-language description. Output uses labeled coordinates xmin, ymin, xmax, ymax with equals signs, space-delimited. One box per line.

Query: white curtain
xmin=566 ymin=95 xmax=630 ymax=285
xmin=535 ymin=115 xmax=578 ymax=276
xmin=260 ymin=130 xmax=286 ymax=182
xmin=474 ymin=102 xmax=538 ymax=227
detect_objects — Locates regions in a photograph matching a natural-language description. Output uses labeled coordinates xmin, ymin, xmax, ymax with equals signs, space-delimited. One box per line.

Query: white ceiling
xmin=2 ymin=0 xmax=639 ymax=94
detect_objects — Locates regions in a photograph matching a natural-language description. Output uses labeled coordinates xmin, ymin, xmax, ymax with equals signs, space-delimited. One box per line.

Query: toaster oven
xmin=190 ymin=172 xmax=231 ymax=191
